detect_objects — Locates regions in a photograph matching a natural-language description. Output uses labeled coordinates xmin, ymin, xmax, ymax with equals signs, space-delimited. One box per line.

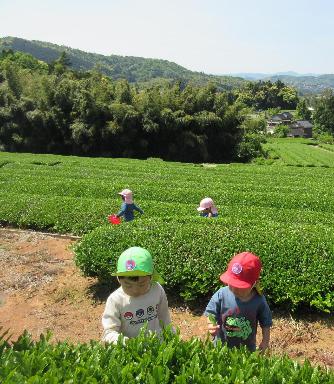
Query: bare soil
xmin=0 ymin=228 xmax=333 ymax=370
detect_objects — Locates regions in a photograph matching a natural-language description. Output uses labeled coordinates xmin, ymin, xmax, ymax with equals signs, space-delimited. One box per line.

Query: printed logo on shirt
xmin=224 ymin=316 xmax=252 ymax=341
xmin=231 ymin=263 xmax=243 ymax=275
xmin=221 ymin=307 xmax=240 ymax=329
xmin=130 ymin=313 xmax=158 ymax=325
xmin=123 ymin=311 xmax=134 ymax=320
xmin=125 ymin=259 xmax=136 ymax=270
xmin=136 ymin=309 xmax=144 ymax=318
xmin=147 ymin=306 xmax=155 ymax=315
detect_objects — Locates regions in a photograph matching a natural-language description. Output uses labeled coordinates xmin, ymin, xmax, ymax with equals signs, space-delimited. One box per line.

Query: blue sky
xmin=1 ymin=0 xmax=333 ymax=75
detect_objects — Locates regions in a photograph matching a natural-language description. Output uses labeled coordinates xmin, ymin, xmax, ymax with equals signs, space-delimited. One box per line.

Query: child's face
xmin=228 ymin=285 xmax=254 ymax=301
xmin=118 ymin=276 xmax=151 ymax=297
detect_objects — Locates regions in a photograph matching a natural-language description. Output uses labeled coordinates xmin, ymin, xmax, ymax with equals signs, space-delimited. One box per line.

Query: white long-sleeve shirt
xmin=102 ymin=282 xmax=171 ymax=343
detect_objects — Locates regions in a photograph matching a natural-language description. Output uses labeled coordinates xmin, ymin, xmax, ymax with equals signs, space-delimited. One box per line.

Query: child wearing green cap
xmin=102 ymin=247 xmax=172 ymax=344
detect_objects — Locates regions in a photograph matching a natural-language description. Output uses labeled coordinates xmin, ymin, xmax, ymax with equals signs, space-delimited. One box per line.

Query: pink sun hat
xmin=197 ymin=197 xmax=218 ymax=214
xmin=118 ymin=189 xmax=133 ymax=204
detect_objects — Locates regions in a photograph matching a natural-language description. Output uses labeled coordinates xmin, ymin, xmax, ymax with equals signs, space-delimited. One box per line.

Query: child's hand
xmin=207 ymin=314 xmax=219 ymax=337
xmin=258 ymin=327 xmax=270 ymax=353
xmin=208 ymin=322 xmax=220 ymax=337
xmin=258 ymin=340 xmax=269 ymax=353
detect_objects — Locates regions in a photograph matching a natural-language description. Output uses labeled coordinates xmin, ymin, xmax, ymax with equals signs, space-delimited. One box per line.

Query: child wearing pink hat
xmin=116 ymin=189 xmax=144 ymax=222
xmin=197 ymin=197 xmax=218 ymax=218
xmin=204 ymin=252 xmax=272 ymax=352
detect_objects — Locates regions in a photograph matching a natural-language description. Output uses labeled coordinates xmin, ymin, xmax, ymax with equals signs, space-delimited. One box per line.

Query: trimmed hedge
xmin=74 ymin=217 xmax=334 ymax=311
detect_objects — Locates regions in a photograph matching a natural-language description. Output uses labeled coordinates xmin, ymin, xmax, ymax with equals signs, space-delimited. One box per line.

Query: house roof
xmin=291 ymin=120 xmax=313 ymax=129
xmin=271 ymin=115 xmax=283 ymax=121
xmin=281 ymin=112 xmax=293 ymax=119
xmin=270 ymin=112 xmax=293 ymax=121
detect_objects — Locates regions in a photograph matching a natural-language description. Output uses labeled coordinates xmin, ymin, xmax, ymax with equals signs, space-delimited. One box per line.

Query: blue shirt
xmin=204 ymin=286 xmax=272 ymax=351
xmin=117 ymin=202 xmax=143 ymax=222
xmin=200 ymin=213 xmax=218 ymax=217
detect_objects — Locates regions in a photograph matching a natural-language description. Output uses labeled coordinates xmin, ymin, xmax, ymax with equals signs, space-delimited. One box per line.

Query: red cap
xmin=220 ymin=252 xmax=262 ymax=288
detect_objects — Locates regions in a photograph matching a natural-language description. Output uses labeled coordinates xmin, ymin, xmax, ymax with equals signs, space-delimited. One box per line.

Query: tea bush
xmin=1 ymin=329 xmax=333 ymax=383
xmin=74 ymin=217 xmax=334 ymax=311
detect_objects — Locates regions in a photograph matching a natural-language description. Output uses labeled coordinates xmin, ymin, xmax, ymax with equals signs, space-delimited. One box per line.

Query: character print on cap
xmin=231 ymin=263 xmax=243 ymax=275
xmin=125 ymin=259 xmax=136 ymax=270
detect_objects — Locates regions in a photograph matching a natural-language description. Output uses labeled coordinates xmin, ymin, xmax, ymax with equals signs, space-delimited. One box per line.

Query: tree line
xmin=3 ymin=50 xmax=332 ymax=162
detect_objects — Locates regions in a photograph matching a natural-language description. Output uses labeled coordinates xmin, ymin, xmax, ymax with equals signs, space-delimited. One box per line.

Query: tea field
xmin=0 ymin=143 xmax=334 ymax=311
xmin=263 ymin=138 xmax=334 ymax=167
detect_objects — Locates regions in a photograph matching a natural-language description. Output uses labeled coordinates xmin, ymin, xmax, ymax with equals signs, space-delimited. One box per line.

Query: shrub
xmin=1 ymin=329 xmax=333 ymax=383
xmin=74 ymin=217 xmax=334 ymax=311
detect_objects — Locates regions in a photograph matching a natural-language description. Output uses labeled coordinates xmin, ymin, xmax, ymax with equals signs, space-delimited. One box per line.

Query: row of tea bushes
xmin=74 ymin=217 xmax=334 ymax=311
xmin=2 ymin=190 xmax=334 ymax=235
xmin=264 ymin=139 xmax=334 ymax=167
xmin=1 ymin=152 xmax=333 ymax=235
xmin=2 ymin=162 xmax=333 ymax=211
xmin=1 ymin=329 xmax=333 ymax=383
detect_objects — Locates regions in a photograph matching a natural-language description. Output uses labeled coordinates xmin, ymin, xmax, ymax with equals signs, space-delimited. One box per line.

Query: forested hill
xmin=0 ymin=36 xmax=245 ymax=90
xmin=266 ymin=74 xmax=334 ymax=95
xmin=229 ymin=72 xmax=334 ymax=95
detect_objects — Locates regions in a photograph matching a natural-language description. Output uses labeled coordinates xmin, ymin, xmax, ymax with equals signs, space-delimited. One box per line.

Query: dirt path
xmin=0 ymin=228 xmax=333 ymax=369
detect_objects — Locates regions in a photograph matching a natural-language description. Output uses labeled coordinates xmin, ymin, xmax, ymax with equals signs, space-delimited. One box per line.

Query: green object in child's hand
xmin=208 ymin=314 xmax=217 ymax=325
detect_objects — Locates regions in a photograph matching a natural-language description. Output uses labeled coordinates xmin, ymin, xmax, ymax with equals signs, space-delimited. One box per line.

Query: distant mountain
xmin=274 ymin=71 xmax=320 ymax=77
xmin=0 ymin=36 xmax=246 ymax=90
xmin=227 ymin=73 xmax=270 ymax=80
xmin=225 ymin=71 xmax=334 ymax=94
xmin=265 ymin=74 xmax=334 ymax=95
xmin=227 ymin=71 xmax=321 ymax=80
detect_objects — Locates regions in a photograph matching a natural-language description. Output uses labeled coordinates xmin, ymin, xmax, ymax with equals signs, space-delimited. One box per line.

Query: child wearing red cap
xmin=204 ymin=252 xmax=272 ymax=352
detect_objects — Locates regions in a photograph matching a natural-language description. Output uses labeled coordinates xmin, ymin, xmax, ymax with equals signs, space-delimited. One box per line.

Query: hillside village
xmin=267 ymin=111 xmax=313 ymax=138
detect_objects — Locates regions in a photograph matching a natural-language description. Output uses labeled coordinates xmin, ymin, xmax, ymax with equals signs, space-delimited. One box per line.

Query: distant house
xmin=266 ymin=112 xmax=294 ymax=134
xmin=268 ymin=112 xmax=293 ymax=125
xmin=266 ymin=112 xmax=313 ymax=138
xmin=288 ymin=120 xmax=313 ymax=138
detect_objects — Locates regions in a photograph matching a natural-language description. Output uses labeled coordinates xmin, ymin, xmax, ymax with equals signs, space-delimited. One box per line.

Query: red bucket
xmin=108 ymin=214 xmax=121 ymax=225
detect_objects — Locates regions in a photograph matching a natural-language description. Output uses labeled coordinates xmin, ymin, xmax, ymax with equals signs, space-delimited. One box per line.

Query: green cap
xmin=112 ymin=247 xmax=164 ymax=284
